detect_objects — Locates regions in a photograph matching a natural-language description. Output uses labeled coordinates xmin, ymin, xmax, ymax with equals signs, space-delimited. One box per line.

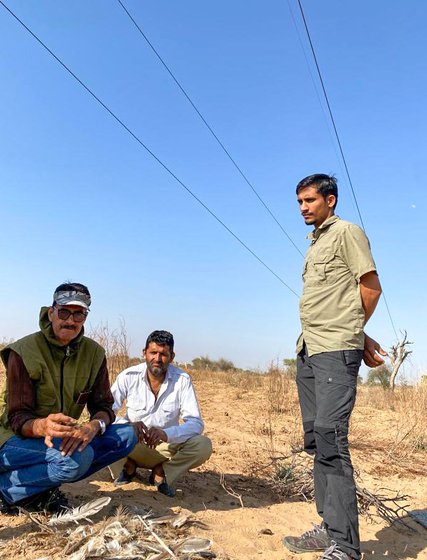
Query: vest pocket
xmin=74 ymin=390 xmax=91 ymax=406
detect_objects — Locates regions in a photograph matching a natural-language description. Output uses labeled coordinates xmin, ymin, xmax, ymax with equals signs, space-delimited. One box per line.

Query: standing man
xmin=282 ymin=175 xmax=386 ymax=560
xmin=110 ymin=330 xmax=212 ymax=498
xmin=0 ymin=282 xmax=137 ymax=514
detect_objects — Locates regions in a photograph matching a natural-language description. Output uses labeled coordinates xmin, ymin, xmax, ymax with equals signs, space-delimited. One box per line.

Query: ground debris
xmin=0 ymin=504 xmax=214 ymax=560
xmin=263 ymin=451 xmax=414 ymax=531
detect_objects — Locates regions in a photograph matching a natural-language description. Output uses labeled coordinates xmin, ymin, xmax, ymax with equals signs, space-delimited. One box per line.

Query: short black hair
xmin=52 ymin=282 xmax=91 ymax=306
xmin=145 ymin=330 xmax=174 ymax=352
xmin=296 ymin=173 xmax=338 ymax=208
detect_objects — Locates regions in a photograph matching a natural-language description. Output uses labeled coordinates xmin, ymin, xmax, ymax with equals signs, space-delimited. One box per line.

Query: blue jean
xmin=0 ymin=423 xmax=137 ymax=504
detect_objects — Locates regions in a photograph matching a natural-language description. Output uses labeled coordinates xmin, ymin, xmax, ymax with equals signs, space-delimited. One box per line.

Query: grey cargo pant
xmin=296 ymin=345 xmax=363 ymax=560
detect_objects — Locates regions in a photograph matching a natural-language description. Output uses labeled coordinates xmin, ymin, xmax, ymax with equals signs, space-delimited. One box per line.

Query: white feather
xmin=48 ymin=496 xmax=111 ymax=525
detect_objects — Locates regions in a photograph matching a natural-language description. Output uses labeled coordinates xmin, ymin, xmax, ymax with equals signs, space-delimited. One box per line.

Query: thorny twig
xmin=18 ymin=507 xmax=57 ymax=534
xmin=269 ymin=452 xmax=414 ymax=530
xmin=210 ymin=462 xmax=244 ymax=508
xmin=249 ymin=453 xmax=293 ymax=475
xmin=219 ymin=472 xmax=244 ymax=508
xmin=137 ymin=515 xmax=178 ymax=559
xmin=356 ymin=485 xmax=414 ymax=532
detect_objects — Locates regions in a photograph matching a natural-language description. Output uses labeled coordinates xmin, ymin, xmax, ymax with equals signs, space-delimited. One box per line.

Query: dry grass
xmin=191 ymin=367 xmax=426 ymax=480
xmin=356 ymin=384 xmax=427 ymax=458
xmin=1 ymin=334 xmax=425 ymax=467
xmin=88 ymin=321 xmax=134 ymax=382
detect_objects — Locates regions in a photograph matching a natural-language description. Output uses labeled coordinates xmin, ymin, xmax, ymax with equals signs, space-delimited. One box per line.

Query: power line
xmin=295 ymin=0 xmax=399 ymax=338
xmin=116 ymin=0 xmax=304 ymax=258
xmin=296 ymin=0 xmax=366 ymax=231
xmin=0 ymin=0 xmax=299 ymax=298
xmin=285 ymin=0 xmax=349 ymax=184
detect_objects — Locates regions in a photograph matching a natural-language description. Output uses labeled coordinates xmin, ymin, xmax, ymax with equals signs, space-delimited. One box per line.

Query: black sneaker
xmin=114 ymin=469 xmax=135 ymax=486
xmin=148 ymin=471 xmax=176 ymax=497
xmin=42 ymin=488 xmax=70 ymax=513
xmin=16 ymin=488 xmax=70 ymax=514
xmin=0 ymin=493 xmax=15 ymax=515
xmin=320 ymin=541 xmax=353 ymax=560
xmin=282 ymin=522 xmax=332 ymax=553
xmin=156 ymin=481 xmax=176 ymax=498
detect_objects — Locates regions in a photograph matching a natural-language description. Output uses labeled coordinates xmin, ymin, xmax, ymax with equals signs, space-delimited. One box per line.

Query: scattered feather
xmin=49 ymin=496 xmax=111 ymax=525
xmin=104 ymin=520 xmax=130 ymax=538
xmin=172 ymin=514 xmax=189 ymax=528
xmin=176 ymin=538 xmax=213 ymax=554
xmin=69 ymin=550 xmax=86 ymax=560
xmin=148 ymin=514 xmax=183 ymax=526
xmin=13 ymin=505 xmax=213 ymax=559
xmin=129 ymin=504 xmax=153 ymax=517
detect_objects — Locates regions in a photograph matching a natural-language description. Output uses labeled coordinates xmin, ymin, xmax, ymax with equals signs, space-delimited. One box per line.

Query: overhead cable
xmin=296 ymin=0 xmax=398 ymax=338
xmin=296 ymin=0 xmax=366 ymax=231
xmin=116 ymin=0 xmax=304 ymax=258
xmin=285 ymin=0 xmax=348 ymax=182
xmin=0 ymin=0 xmax=299 ymax=298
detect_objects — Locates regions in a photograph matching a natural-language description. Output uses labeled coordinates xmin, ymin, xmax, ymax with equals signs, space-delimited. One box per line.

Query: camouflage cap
xmin=53 ymin=289 xmax=91 ymax=309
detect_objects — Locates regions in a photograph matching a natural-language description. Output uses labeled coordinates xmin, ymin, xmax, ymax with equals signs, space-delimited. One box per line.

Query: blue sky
xmin=1 ymin=1 xmax=426 ymax=379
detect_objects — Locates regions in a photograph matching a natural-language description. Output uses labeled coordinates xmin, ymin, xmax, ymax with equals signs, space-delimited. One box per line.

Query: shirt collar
xmin=307 ymin=215 xmax=340 ymax=242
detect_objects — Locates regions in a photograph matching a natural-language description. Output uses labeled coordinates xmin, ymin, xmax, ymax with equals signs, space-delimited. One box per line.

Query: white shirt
xmin=111 ymin=362 xmax=204 ymax=444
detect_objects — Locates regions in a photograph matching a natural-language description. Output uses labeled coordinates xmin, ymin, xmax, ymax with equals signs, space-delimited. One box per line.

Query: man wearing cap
xmin=0 ymin=282 xmax=137 ymax=514
xmin=109 ymin=330 xmax=212 ymax=497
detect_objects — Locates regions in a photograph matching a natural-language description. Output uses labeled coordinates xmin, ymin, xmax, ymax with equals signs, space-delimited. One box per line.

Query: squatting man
xmin=282 ymin=174 xmax=386 ymax=560
xmin=0 ymin=282 xmax=137 ymax=514
xmin=110 ymin=330 xmax=212 ymax=497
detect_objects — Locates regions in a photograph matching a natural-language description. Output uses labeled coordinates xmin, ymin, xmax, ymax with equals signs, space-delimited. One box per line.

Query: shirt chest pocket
xmin=126 ymin=400 xmax=148 ymax=423
xmin=304 ymin=251 xmax=337 ymax=286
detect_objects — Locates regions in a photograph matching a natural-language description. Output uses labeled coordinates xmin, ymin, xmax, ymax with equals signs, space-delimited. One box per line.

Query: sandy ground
xmin=0 ymin=372 xmax=426 ymax=559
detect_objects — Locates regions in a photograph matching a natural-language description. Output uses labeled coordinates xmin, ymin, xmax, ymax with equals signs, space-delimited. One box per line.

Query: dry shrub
xmin=190 ymin=367 xmax=264 ymax=391
xmin=357 ymin=384 xmax=427 ymax=457
xmin=88 ymin=320 xmax=134 ymax=383
xmin=265 ymin=364 xmax=297 ymax=414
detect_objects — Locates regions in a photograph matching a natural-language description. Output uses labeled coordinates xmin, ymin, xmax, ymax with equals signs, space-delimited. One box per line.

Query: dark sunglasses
xmin=56 ymin=308 xmax=88 ymax=323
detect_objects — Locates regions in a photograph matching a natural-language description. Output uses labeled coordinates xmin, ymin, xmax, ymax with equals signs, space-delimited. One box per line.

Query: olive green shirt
xmin=297 ymin=215 xmax=377 ymax=356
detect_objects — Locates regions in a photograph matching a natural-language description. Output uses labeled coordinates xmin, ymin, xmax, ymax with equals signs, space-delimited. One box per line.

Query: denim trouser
xmin=296 ymin=346 xmax=363 ymax=560
xmin=0 ymin=423 xmax=137 ymax=504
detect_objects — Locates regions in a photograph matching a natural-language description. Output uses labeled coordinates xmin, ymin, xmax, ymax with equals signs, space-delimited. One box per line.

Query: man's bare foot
xmin=151 ymin=462 xmax=165 ymax=484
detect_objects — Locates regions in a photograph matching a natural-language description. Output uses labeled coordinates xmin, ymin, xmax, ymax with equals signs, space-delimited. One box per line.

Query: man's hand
xmin=59 ymin=421 xmax=100 ymax=457
xmin=363 ymin=334 xmax=387 ymax=367
xmin=29 ymin=413 xmax=77 ymax=448
xmin=132 ymin=421 xmax=148 ymax=443
xmin=144 ymin=426 xmax=168 ymax=448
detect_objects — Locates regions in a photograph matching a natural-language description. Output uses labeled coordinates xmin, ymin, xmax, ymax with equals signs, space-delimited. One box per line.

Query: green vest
xmin=0 ymin=307 xmax=105 ymax=446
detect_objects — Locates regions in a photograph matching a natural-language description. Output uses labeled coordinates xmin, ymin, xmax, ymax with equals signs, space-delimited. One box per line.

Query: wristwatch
xmin=94 ymin=418 xmax=106 ymax=435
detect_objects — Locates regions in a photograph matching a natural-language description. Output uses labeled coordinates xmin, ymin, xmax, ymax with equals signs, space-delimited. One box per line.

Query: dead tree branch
xmin=389 ymin=331 xmax=413 ymax=391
